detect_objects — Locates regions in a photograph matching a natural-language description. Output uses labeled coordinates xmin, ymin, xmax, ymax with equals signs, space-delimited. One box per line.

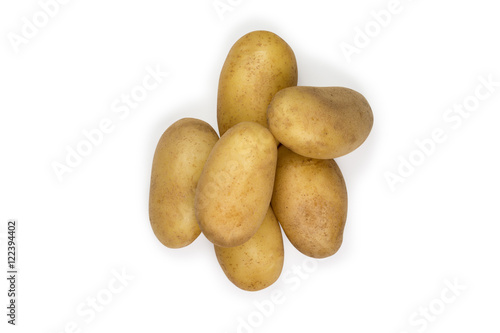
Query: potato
xmin=217 ymin=30 xmax=298 ymax=136
xmin=215 ymin=207 xmax=284 ymax=291
xmin=195 ymin=122 xmax=277 ymax=247
xmin=267 ymin=86 xmax=373 ymax=159
xmin=271 ymin=146 xmax=348 ymax=258
xmin=149 ymin=118 xmax=219 ymax=249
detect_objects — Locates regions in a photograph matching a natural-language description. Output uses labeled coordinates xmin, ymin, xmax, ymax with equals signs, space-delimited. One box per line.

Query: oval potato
xmin=149 ymin=118 xmax=219 ymax=248
xmin=267 ymin=86 xmax=373 ymax=159
xmin=195 ymin=122 xmax=277 ymax=247
xmin=217 ymin=30 xmax=298 ymax=136
xmin=271 ymin=145 xmax=348 ymax=258
xmin=215 ymin=207 xmax=284 ymax=291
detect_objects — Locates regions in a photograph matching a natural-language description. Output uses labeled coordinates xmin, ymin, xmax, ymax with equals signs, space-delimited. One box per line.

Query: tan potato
xmin=195 ymin=122 xmax=277 ymax=247
xmin=215 ymin=207 xmax=284 ymax=291
xmin=267 ymin=86 xmax=373 ymax=159
xmin=271 ymin=146 xmax=348 ymax=258
xmin=217 ymin=30 xmax=298 ymax=136
xmin=149 ymin=118 xmax=219 ymax=249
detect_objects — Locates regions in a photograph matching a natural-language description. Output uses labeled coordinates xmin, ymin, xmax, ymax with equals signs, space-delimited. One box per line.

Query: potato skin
xmin=149 ymin=118 xmax=219 ymax=249
xmin=195 ymin=122 xmax=277 ymax=248
xmin=271 ymin=146 xmax=348 ymax=258
xmin=267 ymin=86 xmax=373 ymax=159
xmin=217 ymin=30 xmax=298 ymax=136
xmin=215 ymin=207 xmax=284 ymax=291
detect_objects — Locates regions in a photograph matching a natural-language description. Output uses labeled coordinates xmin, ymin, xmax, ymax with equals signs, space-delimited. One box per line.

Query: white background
xmin=1 ymin=0 xmax=499 ymax=332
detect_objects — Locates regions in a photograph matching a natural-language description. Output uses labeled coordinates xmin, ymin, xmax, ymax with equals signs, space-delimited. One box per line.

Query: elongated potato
xmin=149 ymin=118 xmax=219 ymax=248
xmin=271 ymin=146 xmax=348 ymax=258
xmin=217 ymin=30 xmax=298 ymax=136
xmin=215 ymin=207 xmax=284 ymax=291
xmin=267 ymin=86 xmax=373 ymax=159
xmin=195 ymin=122 xmax=277 ymax=247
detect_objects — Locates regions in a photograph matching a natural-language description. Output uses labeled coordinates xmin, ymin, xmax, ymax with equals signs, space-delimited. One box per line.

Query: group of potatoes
xmin=149 ymin=31 xmax=373 ymax=291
